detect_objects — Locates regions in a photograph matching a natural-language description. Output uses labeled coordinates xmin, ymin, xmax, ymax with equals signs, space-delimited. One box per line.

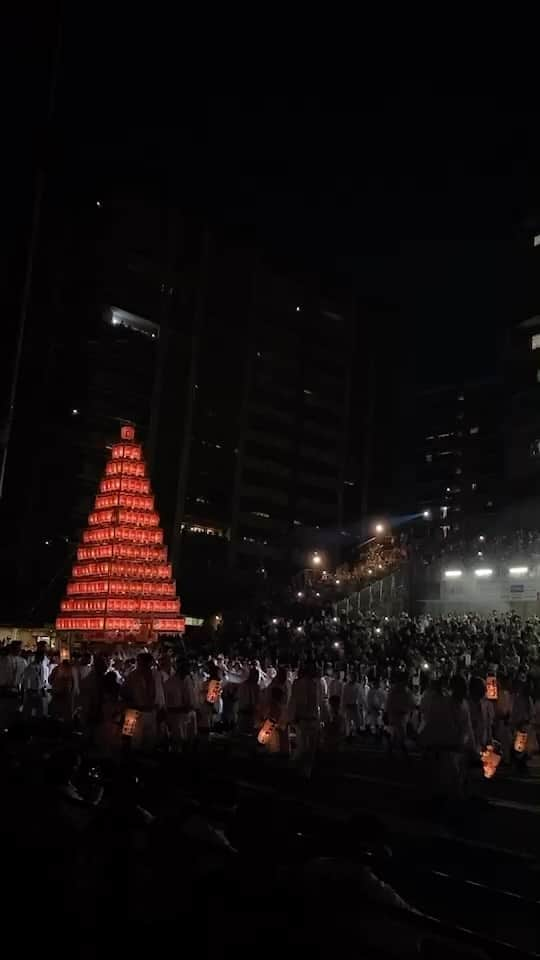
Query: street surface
xmin=206 ymin=734 xmax=540 ymax=954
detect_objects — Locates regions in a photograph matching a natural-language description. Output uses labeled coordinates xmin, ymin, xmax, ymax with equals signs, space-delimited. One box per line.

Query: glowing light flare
xmin=444 ymin=570 xmax=462 ymax=578
xmin=509 ymin=566 xmax=529 ymax=576
xmin=474 ymin=568 xmax=493 ymax=578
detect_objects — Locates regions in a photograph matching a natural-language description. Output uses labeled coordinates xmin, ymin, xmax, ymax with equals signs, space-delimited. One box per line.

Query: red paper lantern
xmin=206 ymin=679 xmax=222 ymax=703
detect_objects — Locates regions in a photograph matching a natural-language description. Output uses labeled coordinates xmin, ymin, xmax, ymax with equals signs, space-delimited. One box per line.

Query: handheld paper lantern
xmin=55 ymin=424 xmax=184 ymax=642
xmin=206 ymin=679 xmax=222 ymax=704
xmin=485 ymin=676 xmax=498 ymax=700
xmin=257 ymin=717 xmax=277 ymax=745
xmin=480 ymin=744 xmax=501 ymax=779
xmin=122 ymin=709 xmax=142 ymax=737
xmin=514 ymin=730 xmax=528 ymax=754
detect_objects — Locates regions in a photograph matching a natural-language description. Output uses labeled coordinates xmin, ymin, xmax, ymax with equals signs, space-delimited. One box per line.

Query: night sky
xmin=4 ymin=13 xmax=540 ymax=404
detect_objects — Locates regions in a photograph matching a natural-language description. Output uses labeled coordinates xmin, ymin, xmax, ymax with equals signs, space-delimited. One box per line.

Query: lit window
xmin=303 ymin=389 xmax=313 ymax=396
xmin=344 ymin=480 xmax=355 ymax=486
xmin=469 ymin=426 xmax=479 ymax=435
xmin=438 ymin=433 xmax=451 ymax=439
xmin=458 ymin=395 xmax=464 ymax=401
xmin=471 ymin=482 xmax=477 ymax=491
xmin=425 ymin=454 xmax=432 ymax=463
xmin=251 ymin=511 xmax=270 ymax=519
xmin=532 ymin=333 xmax=540 ymax=349
xmin=293 ymin=520 xmax=302 ymax=526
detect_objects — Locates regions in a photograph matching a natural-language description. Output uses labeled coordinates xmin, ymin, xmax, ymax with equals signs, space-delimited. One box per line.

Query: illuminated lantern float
xmin=56 ymin=425 xmax=185 ymax=644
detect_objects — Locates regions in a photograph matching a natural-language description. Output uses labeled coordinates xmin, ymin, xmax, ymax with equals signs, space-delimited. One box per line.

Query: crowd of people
xmin=1 ymin=609 xmax=539 ymax=793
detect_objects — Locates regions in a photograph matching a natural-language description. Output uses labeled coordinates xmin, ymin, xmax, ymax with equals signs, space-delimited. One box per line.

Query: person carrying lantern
xmin=258 ymin=666 xmax=291 ymax=754
xmin=386 ymin=673 xmax=415 ymax=756
xmin=510 ymin=677 xmax=533 ymax=774
xmin=289 ymin=660 xmax=321 ymax=777
xmin=124 ymin=652 xmax=165 ymax=751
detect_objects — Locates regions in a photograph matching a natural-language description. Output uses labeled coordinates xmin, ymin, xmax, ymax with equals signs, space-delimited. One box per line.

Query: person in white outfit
xmin=342 ymin=673 xmax=363 ymax=737
xmin=165 ymin=661 xmax=198 ymax=747
xmin=124 ymin=653 xmax=165 ymax=751
xmin=289 ymin=661 xmax=321 ymax=777
xmin=22 ymin=653 xmax=48 ymax=719
xmin=367 ymin=678 xmax=387 ymax=735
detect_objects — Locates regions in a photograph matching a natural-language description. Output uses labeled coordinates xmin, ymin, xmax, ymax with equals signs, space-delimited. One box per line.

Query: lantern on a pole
xmin=485 ymin=676 xmax=498 ymax=700
xmin=257 ymin=717 xmax=277 ymax=745
xmin=206 ymin=679 xmax=222 ymax=704
xmin=480 ymin=744 xmax=501 ymax=779
xmin=122 ymin=708 xmax=142 ymax=737
xmin=514 ymin=730 xmax=528 ymax=754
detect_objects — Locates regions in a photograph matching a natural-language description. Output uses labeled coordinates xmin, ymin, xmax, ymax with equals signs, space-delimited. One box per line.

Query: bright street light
xmin=312 ymin=552 xmax=322 ymax=565
xmin=335 ymin=579 xmax=340 ymax=585
xmin=375 ymin=523 xmax=385 ymax=534
xmin=297 ymin=591 xmax=303 ymax=599
xmin=272 ymin=618 xmax=278 ymax=624
xmin=422 ymin=510 xmax=431 ymax=519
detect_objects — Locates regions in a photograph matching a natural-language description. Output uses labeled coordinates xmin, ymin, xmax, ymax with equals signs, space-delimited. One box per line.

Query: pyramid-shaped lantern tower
xmin=56 ymin=424 xmax=184 ymax=642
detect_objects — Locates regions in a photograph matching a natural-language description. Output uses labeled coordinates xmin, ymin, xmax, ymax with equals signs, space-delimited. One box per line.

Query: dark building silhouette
xmin=1 ymin=191 xmax=353 ymax=620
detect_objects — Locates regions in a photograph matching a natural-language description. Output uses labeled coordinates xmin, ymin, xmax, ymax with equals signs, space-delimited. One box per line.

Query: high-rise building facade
xmin=414 ymin=378 xmax=503 ymax=538
xmin=1 ymin=193 xmax=353 ymax=620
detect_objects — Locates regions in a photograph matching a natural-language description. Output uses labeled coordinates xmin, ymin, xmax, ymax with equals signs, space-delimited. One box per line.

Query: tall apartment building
xmin=175 ymin=260 xmax=353 ymax=602
xmin=415 ymin=378 xmax=503 ymax=538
